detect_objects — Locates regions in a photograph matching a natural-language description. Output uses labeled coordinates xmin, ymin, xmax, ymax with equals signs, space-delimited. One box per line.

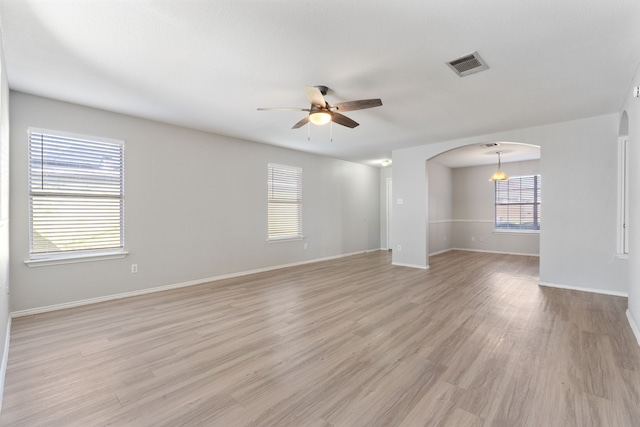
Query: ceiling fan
xmin=258 ymin=86 xmax=382 ymax=129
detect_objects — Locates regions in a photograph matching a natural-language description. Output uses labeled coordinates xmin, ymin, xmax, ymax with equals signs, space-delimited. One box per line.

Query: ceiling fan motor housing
xmin=315 ymin=85 xmax=329 ymax=96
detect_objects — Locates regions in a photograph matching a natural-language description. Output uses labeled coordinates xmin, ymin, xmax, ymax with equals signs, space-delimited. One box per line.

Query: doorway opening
xmin=426 ymin=142 xmax=541 ymax=264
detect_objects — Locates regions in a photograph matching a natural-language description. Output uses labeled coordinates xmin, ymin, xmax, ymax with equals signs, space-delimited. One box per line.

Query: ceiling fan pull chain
xmin=308 ymin=122 xmax=310 ymax=141
xmin=330 ymin=121 xmax=333 ymax=142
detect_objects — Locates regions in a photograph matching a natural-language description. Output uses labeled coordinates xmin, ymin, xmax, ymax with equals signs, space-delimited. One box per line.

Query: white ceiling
xmin=431 ymin=142 xmax=540 ymax=169
xmin=0 ymin=1 xmax=638 ymax=167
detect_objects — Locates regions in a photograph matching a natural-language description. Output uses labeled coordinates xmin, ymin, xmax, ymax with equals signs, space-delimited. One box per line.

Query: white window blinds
xmin=28 ymin=128 xmax=124 ymax=257
xmin=495 ymin=175 xmax=541 ymax=231
xmin=268 ymin=164 xmax=302 ymax=241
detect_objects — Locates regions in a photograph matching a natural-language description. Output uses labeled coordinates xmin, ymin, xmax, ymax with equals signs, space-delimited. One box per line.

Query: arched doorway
xmin=426 ymin=142 xmax=541 ymax=263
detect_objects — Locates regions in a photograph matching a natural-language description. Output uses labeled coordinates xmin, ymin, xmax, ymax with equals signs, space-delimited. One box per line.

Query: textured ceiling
xmin=431 ymin=143 xmax=540 ymax=169
xmin=1 ymin=0 xmax=639 ymax=166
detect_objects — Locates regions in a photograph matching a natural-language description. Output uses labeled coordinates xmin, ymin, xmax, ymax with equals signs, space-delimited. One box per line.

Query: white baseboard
xmin=392 ymin=262 xmax=429 ymax=270
xmin=0 ymin=316 xmax=11 ymax=413
xmin=11 ymin=250 xmax=377 ymax=318
xmin=429 ymin=248 xmax=453 ymax=256
xmin=538 ymin=281 xmax=628 ymax=298
xmin=452 ymin=247 xmax=540 ymax=257
xmin=627 ymin=310 xmax=640 ymax=347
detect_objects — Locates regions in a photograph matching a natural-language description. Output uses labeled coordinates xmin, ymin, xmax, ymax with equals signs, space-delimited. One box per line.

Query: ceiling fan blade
xmin=331 ymin=98 xmax=382 ymax=112
xmin=331 ymin=112 xmax=359 ymax=128
xmin=257 ymin=107 xmax=310 ymax=111
xmin=292 ymin=115 xmax=309 ymax=129
xmin=304 ymin=86 xmax=326 ymax=108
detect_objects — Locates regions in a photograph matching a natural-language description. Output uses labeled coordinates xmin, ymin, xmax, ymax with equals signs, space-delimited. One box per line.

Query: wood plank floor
xmin=1 ymin=250 xmax=639 ymax=426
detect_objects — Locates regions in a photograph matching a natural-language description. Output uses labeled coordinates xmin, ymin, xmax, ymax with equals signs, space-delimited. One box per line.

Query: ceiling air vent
xmin=447 ymin=51 xmax=489 ymax=77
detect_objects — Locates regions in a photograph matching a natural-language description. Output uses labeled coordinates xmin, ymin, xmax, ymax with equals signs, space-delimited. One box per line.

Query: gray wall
xmin=451 ymin=160 xmax=540 ymax=255
xmin=0 ymin=28 xmax=11 ymax=408
xmin=427 ymin=160 xmax=453 ymax=255
xmin=427 ymin=159 xmax=540 ymax=256
xmin=379 ymin=166 xmax=392 ymax=250
xmin=9 ymin=92 xmax=381 ymax=312
xmin=625 ymin=68 xmax=640 ymax=339
xmin=392 ymin=114 xmax=628 ymax=294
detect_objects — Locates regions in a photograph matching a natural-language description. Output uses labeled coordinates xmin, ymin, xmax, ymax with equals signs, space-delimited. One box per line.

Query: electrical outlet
xmin=471 ymin=236 xmax=475 ymax=242
xmin=397 ymin=244 xmax=402 ymax=251
xmin=131 ymin=264 xmax=138 ymax=274
xmin=304 ymin=243 xmax=308 ymax=250
xmin=479 ymin=236 xmax=484 ymax=242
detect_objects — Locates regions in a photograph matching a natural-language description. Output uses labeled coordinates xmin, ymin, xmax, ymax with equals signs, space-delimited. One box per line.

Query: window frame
xmin=267 ymin=163 xmax=303 ymax=242
xmin=26 ymin=128 xmax=127 ymax=266
xmin=617 ymin=137 xmax=629 ymax=256
xmin=494 ymin=174 xmax=541 ymax=232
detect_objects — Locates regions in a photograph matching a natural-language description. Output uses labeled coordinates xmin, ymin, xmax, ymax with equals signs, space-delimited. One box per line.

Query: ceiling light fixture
xmin=489 ymin=151 xmax=509 ymax=182
xmin=381 ymin=159 xmax=391 ymax=167
xmin=309 ymin=111 xmax=332 ymax=125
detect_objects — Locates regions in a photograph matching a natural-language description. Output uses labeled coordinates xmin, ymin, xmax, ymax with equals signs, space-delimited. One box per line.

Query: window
xmin=495 ymin=175 xmax=541 ymax=231
xmin=28 ymin=128 xmax=124 ymax=260
xmin=267 ymin=163 xmax=302 ymax=241
xmin=618 ymin=138 xmax=629 ymax=255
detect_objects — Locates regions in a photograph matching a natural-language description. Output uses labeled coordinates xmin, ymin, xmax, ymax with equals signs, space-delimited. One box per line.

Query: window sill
xmin=25 ymin=250 xmax=129 ymax=267
xmin=267 ymin=236 xmax=304 ymax=243
xmin=493 ymin=229 xmax=540 ymax=235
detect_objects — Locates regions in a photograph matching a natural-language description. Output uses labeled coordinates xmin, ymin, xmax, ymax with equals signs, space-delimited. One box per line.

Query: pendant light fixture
xmin=489 ymin=151 xmax=509 ymax=182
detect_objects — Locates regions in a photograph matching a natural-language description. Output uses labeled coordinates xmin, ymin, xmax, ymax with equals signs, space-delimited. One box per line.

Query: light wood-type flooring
xmin=1 ymin=250 xmax=640 ymax=426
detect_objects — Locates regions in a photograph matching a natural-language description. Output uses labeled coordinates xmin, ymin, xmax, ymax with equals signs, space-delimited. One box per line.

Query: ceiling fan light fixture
xmin=489 ymin=151 xmax=509 ymax=182
xmin=309 ymin=111 xmax=332 ymax=125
